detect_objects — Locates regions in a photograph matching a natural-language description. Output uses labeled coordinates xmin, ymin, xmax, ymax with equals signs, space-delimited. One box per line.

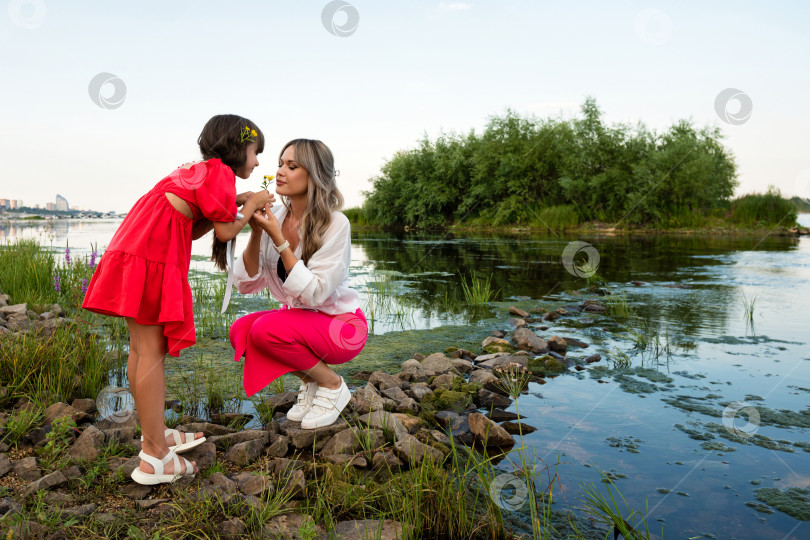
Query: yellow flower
xmin=251 ymin=129 xmax=257 ymax=137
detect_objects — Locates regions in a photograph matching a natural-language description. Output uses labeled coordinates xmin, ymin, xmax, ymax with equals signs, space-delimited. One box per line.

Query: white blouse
xmin=232 ymin=204 xmax=362 ymax=315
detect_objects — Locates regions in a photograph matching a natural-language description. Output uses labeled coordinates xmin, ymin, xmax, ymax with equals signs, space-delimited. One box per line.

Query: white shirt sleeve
xmin=281 ymin=214 xmax=350 ymax=307
xmin=233 ymin=231 xmax=270 ymax=294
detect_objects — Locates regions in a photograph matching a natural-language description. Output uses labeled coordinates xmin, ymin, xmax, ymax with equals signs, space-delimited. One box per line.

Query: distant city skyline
xmin=1 ymin=2 xmax=809 ymax=213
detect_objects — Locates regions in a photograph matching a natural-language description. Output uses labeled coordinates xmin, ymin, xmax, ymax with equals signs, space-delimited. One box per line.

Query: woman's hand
xmin=236 ymin=191 xmax=255 ymax=206
xmin=252 ymin=203 xmax=282 ymax=237
xmin=246 ymin=190 xmax=275 ymax=213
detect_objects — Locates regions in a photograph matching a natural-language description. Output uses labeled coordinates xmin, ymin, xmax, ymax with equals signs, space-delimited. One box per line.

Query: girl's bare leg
xmin=298 ymin=363 xmax=342 ymax=390
xmin=128 ymin=320 xmax=196 ymax=475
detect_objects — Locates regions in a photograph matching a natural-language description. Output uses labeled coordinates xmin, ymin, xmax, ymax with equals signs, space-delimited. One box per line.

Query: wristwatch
xmin=274 ymin=239 xmax=290 ymax=253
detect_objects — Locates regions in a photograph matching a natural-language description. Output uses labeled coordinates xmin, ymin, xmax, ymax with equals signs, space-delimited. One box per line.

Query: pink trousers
xmin=229 ymin=307 xmax=368 ymax=397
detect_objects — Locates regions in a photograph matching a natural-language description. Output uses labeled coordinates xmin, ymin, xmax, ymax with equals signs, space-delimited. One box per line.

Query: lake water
xmin=2 ymin=215 xmax=809 ymax=539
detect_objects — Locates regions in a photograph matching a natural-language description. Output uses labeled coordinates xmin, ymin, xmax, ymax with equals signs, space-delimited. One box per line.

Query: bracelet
xmin=274 ymin=239 xmax=290 ymax=253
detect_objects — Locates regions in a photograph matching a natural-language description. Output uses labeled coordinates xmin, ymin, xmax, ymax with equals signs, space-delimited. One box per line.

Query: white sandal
xmin=130 ymin=449 xmax=196 ymax=485
xmin=141 ymin=428 xmax=206 ymax=454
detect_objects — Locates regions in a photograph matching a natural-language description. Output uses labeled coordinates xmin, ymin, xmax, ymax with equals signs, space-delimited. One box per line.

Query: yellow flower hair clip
xmin=240 ymin=126 xmax=258 ymax=143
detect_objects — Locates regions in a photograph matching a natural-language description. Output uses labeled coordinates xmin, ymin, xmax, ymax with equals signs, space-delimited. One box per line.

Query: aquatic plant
xmin=577 ymin=471 xmax=653 ymax=540
xmin=459 ymin=270 xmax=500 ymax=306
xmin=741 ymin=291 xmax=758 ymax=334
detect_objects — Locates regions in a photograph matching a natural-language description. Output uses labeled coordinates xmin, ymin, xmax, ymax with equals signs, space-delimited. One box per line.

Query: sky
xmin=1 ymin=0 xmax=809 ymax=213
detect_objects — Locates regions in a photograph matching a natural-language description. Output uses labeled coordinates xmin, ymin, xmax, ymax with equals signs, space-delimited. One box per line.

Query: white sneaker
xmin=301 ymin=378 xmax=350 ymax=430
xmin=286 ymin=381 xmax=319 ymax=422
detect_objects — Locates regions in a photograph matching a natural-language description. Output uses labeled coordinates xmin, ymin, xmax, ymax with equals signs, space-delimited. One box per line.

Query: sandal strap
xmin=138 ymin=450 xmax=174 ymax=475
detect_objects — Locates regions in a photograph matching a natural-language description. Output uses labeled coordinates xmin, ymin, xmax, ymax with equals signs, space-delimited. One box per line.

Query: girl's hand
xmin=247 ymin=190 xmax=275 ymax=211
xmin=236 ymin=191 xmax=255 ymax=206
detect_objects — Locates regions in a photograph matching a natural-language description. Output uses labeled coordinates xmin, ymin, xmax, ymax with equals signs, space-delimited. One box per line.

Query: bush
xmin=730 ymin=187 xmax=798 ymax=227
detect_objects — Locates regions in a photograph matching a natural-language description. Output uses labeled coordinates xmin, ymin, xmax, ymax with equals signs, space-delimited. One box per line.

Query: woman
xmin=230 ymin=139 xmax=368 ymax=430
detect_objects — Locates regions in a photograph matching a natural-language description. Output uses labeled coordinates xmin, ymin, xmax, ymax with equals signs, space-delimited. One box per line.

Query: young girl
xmin=230 ymin=139 xmax=367 ymax=430
xmin=82 ymin=114 xmax=274 ymax=485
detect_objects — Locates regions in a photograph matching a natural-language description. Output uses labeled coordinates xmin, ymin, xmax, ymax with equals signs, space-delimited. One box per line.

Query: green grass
xmin=529 ymin=204 xmax=581 ymax=231
xmin=459 ymin=270 xmax=500 ymax=306
xmin=730 ymin=187 xmax=798 ymax=227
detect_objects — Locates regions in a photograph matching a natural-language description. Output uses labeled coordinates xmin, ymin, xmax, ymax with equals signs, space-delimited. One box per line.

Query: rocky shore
xmin=0 ymin=295 xmax=606 ymax=538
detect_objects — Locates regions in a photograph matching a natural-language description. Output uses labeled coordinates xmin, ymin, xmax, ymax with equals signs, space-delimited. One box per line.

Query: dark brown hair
xmin=199 ymin=114 xmax=264 ymax=271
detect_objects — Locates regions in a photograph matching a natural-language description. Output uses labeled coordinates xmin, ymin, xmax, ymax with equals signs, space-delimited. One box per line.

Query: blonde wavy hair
xmin=279 ymin=139 xmax=344 ymax=264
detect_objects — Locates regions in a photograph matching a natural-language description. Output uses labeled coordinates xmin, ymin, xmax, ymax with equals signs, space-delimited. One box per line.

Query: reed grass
xmin=190 ymin=274 xmax=237 ymax=339
xmin=460 ymin=270 xmax=500 ymax=306
xmin=577 ymin=472 xmax=653 ymax=540
xmin=741 ymin=291 xmax=758 ymax=334
xmin=166 ymin=353 xmax=244 ymax=420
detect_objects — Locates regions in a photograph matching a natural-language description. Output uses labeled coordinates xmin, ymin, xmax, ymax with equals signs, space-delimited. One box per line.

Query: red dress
xmin=82 ymin=158 xmax=237 ymax=357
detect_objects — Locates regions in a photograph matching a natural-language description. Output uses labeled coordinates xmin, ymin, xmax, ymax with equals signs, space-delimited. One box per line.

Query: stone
xmin=232 ymin=472 xmax=272 ymax=497
xmin=63 ymin=465 xmax=82 ymax=479
xmin=207 ymin=430 xmax=271 ymax=451
xmin=209 ymin=472 xmax=237 ymax=494
xmin=23 ymin=470 xmax=67 ymax=496
xmin=0 ymin=496 xmax=22 ymax=517
xmin=468 ymin=412 xmax=514 ymax=448
xmin=210 ymin=412 xmax=253 ymax=428
xmin=508 ymin=318 xmax=528 ymax=329
xmin=392 ymin=413 xmax=422 ymax=433
xmin=329 ymin=519 xmax=408 ymax=540
xmin=585 ymin=353 xmax=602 ymax=364
xmin=117 ymin=456 xmax=141 ymax=478
xmin=542 ymin=311 xmax=559 ymax=322
xmin=430 ymin=430 xmax=451 ymax=444
xmin=68 ymin=425 xmax=105 ymax=460
xmin=95 ymin=411 xmax=138 ymax=431
xmin=101 ymin=427 xmax=136 ymax=444
xmin=433 ymin=410 xmax=459 ymax=429
xmin=356 ymin=411 xmax=409 ymax=442
xmin=135 ymin=498 xmax=168 ymax=510
xmin=263 ymin=513 xmax=321 ymax=538
xmin=452 ymin=359 xmax=474 ymax=374
xmin=281 ymin=469 xmax=306 ymax=499
xmin=6 ymin=316 xmax=29 ymax=331
xmin=120 ymin=483 xmax=153 ymax=500
xmin=277 ymin=417 xmax=349 ymax=450
xmin=381 ymin=385 xmax=409 ymax=402
xmin=481 ymin=336 xmax=511 ymax=349
xmin=266 ymin=391 xmax=297 ymax=413
xmin=224 ymin=439 xmax=265 ymax=466
xmin=0 ymin=454 xmax=11 ymax=477
xmin=419 ymin=353 xmax=456 ymax=375
xmin=581 ymin=300 xmax=606 ymax=313
xmin=491 ymin=330 xmax=506 ymax=338
xmin=547 ymin=336 xmax=568 ymax=354
xmin=350 ymin=384 xmax=385 ymax=415
xmin=32 ymin=318 xmax=59 ymax=336
xmin=430 ymin=373 xmax=456 ymax=390
xmin=265 ymin=434 xmax=290 ymax=458
xmin=500 ymin=421 xmax=537 ymax=435
xmin=448 ymin=416 xmax=475 ymax=445
xmin=486 ymin=408 xmax=524 ymax=422
xmin=70 ymin=398 xmax=97 ymax=414
xmin=394 ymin=434 xmax=444 ymax=466
xmin=563 ymin=337 xmax=589 ymax=348
xmin=0 ymin=303 xmax=26 ymax=316
xmin=218 ymin=517 xmax=246 ymax=540
xmin=469 ymin=369 xmax=499 ymax=387
xmin=60 ymin=503 xmax=96 ymax=519
xmin=323 ymin=454 xmax=367 ymax=468
xmin=183 ymin=442 xmax=217 ymax=471
xmin=13 ymin=456 xmax=41 ymax=482
xmin=508 ymin=306 xmax=530 ymax=318
xmin=473 ymin=352 xmax=510 ymax=364
xmin=407 ymin=384 xmax=433 ymax=401
xmin=477 ymin=354 xmax=529 ymax=370
xmin=476 ymin=389 xmax=512 ymax=410
xmin=322 ymin=427 xmax=381 ymax=456
xmin=269 ymin=458 xmax=305 ymax=477
xmin=511 ymin=328 xmax=549 ymax=354
xmin=369 ymin=371 xmax=403 ymax=391
xmin=181 ymin=422 xmax=235 ymax=437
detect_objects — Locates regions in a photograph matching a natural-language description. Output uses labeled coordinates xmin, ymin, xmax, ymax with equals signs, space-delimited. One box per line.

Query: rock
xmin=281 ymin=469 xmax=306 ymax=499
xmin=500 ymin=421 xmax=537 ymax=435
xmin=12 ymin=456 xmax=41 ymax=482
xmin=232 ymin=472 xmax=272 ymax=497
xmin=394 ymin=434 xmax=444 ymax=466
xmin=507 ymin=318 xmax=528 ymax=329
xmin=476 ymin=389 xmax=512 ymax=410
xmin=23 ymin=470 xmax=67 ymax=496
xmin=218 ymin=517 xmax=246 ymax=539
xmin=0 ymin=454 xmax=11 ymax=477
xmin=0 ymin=303 xmax=26 ymax=316
xmin=555 ymin=307 xmax=572 ymax=317
xmin=209 ymin=412 xmax=253 ymax=428
xmin=511 ymin=328 xmax=549 ymax=354
xmin=208 ymin=430 xmax=271 ymax=451
xmin=542 ymin=311 xmax=559 ymax=322
xmin=419 ymin=353 xmax=456 ymax=375
xmin=381 ymin=386 xmax=409 ymax=402
xmin=472 ymin=352 xmax=509 ymax=364
xmin=263 ymin=513 xmax=321 ymax=538
xmin=120 ymin=483 xmax=154 ymax=500
xmin=547 ymin=336 xmax=568 ymax=354
xmin=265 ymin=434 xmax=289 ymax=458
xmin=451 ymin=359 xmax=474 ymax=374
xmin=329 ymin=519 xmax=408 ymax=540
xmin=369 ymin=371 xmax=403 ymax=391
xmin=277 ymin=417 xmax=349 ymax=450
xmin=183 ymin=442 xmax=217 ymax=471
xmin=430 ymin=430 xmax=451 ymax=444
xmin=101 ymin=427 xmax=136 ymax=444
xmin=563 ymin=337 xmax=589 ymax=348
xmin=209 ymin=472 xmax=237 ymax=494
xmin=44 ymin=491 xmax=74 ymax=505
xmin=430 ymin=373 xmax=455 ymax=390
xmin=70 ymin=398 xmax=97 ymax=414
xmin=63 ymin=465 xmax=82 ymax=479
xmin=117 ymin=456 xmax=141 ymax=478
xmin=68 ymin=425 xmax=105 ymax=461
xmin=95 ymin=411 xmax=138 ymax=430
xmin=224 ymin=439 xmax=265 ymax=466
xmin=468 ymin=412 xmax=515 ymax=448
xmin=477 ymin=354 xmax=528 ymax=370
xmin=447 ymin=348 xmax=476 ymax=360
xmin=486 ymin=408 xmax=524 ymax=422
xmin=269 ymin=457 xmax=305 ymax=477
xmin=266 ymin=391 xmax=297 ymax=413
xmin=468 ymin=369 xmax=498 ymax=387
xmin=322 ymin=428 xmax=383 ymax=456
xmin=32 ymin=318 xmax=59 ymax=336
xmin=392 ymin=413 xmax=422 ymax=433
xmin=6 ymin=316 xmax=29 ymax=332
xmin=0 ymin=496 xmax=22 ymax=517
xmin=581 ymin=300 xmax=606 ymax=313
xmin=491 ymin=330 xmax=506 ymax=338
xmin=585 ymin=354 xmax=602 ymax=364
xmin=350 ymin=384 xmax=385 ymax=415
xmin=60 ymin=503 xmax=96 ymax=519
xmin=508 ymin=306 xmax=530 ymax=318
xmin=180 ymin=422 xmax=235 ymax=437
xmin=135 ymin=498 xmax=168 ymax=510
xmin=324 ymin=454 xmax=367 ymax=468
xmin=481 ymin=336 xmax=511 ymax=349
xmin=407 ymin=384 xmax=433 ymax=401
xmin=356 ymin=411 xmax=408 ymax=442
xmin=433 ymin=410 xmax=459 ymax=429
